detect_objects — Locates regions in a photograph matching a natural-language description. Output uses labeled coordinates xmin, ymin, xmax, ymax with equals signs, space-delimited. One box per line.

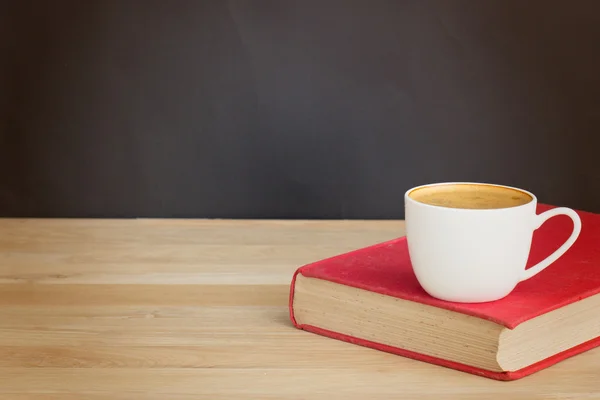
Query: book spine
xmin=288 ymin=267 xmax=303 ymax=328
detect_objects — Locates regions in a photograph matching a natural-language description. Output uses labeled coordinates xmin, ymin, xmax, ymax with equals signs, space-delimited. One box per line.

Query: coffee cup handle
xmin=520 ymin=207 xmax=582 ymax=281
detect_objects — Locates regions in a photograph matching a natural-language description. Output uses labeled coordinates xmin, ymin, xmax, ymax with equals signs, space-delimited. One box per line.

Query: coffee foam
xmin=408 ymin=184 xmax=533 ymax=210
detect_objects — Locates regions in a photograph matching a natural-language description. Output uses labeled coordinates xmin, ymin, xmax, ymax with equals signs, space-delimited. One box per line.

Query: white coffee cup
xmin=404 ymin=182 xmax=581 ymax=303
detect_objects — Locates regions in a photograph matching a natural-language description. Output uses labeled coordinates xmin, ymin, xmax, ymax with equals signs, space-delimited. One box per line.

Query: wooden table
xmin=0 ymin=219 xmax=598 ymax=399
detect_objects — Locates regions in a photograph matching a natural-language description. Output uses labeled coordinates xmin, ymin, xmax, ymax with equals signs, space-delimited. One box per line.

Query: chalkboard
xmin=1 ymin=0 xmax=599 ymax=218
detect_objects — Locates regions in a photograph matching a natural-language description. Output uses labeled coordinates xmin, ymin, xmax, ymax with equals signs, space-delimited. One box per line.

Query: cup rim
xmin=404 ymin=182 xmax=537 ymax=211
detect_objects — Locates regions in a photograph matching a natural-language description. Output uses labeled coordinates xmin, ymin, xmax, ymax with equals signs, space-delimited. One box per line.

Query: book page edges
xmin=289 ymin=271 xmax=600 ymax=381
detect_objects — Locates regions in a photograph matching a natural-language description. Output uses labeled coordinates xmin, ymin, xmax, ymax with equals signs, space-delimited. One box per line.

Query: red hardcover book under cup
xmin=288 ymin=204 xmax=600 ymax=380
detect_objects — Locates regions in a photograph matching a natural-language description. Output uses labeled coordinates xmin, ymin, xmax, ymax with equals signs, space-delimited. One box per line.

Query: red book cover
xmin=289 ymin=204 xmax=600 ymax=380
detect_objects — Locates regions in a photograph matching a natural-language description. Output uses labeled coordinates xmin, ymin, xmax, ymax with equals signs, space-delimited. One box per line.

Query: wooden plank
xmin=0 ymin=285 xmax=288 ymax=306
xmin=0 ymin=366 xmax=599 ymax=399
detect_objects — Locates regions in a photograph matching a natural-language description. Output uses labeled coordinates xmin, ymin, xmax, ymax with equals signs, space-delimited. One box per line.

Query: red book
xmin=288 ymin=204 xmax=600 ymax=380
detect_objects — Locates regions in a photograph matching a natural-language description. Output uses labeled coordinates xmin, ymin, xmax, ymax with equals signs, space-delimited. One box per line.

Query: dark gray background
xmin=1 ymin=0 xmax=599 ymax=218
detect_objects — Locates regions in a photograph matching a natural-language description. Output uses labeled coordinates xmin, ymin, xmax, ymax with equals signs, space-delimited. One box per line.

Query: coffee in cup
xmin=404 ymin=182 xmax=581 ymax=303
xmin=408 ymin=183 xmax=533 ymax=210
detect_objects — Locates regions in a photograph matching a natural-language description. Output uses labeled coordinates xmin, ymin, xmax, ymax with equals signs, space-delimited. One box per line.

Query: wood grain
xmin=0 ymin=218 xmax=598 ymax=399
